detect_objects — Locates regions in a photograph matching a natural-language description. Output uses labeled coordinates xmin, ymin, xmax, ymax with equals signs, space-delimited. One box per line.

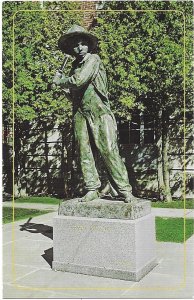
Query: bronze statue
xmin=53 ymin=25 xmax=136 ymax=203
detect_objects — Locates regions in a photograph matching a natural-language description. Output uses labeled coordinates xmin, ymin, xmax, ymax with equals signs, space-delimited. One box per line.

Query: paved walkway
xmin=152 ymin=207 xmax=194 ymax=218
xmin=3 ymin=202 xmax=194 ymax=298
xmin=3 ymin=201 xmax=59 ymax=212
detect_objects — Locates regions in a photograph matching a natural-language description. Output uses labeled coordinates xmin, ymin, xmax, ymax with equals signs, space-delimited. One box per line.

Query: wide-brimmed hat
xmin=58 ymin=24 xmax=98 ymax=55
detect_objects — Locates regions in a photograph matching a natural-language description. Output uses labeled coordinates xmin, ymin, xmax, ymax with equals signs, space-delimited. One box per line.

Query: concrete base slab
xmin=53 ymin=214 xmax=157 ymax=281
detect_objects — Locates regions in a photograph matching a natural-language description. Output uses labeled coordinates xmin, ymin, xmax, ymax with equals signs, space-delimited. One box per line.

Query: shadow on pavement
xmin=19 ymin=217 xmax=53 ymax=239
xmin=20 ymin=218 xmax=53 ymax=267
xmin=42 ymin=247 xmax=53 ymax=267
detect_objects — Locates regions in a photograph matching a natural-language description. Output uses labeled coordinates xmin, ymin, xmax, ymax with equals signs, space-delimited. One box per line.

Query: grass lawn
xmin=14 ymin=197 xmax=194 ymax=209
xmin=3 ymin=207 xmax=51 ymax=224
xmin=152 ymin=199 xmax=194 ymax=209
xmin=155 ymin=217 xmax=194 ymax=243
xmin=15 ymin=196 xmax=60 ymax=205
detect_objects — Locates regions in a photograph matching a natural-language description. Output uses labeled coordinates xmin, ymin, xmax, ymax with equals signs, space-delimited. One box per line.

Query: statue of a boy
xmin=53 ymin=25 xmax=136 ymax=203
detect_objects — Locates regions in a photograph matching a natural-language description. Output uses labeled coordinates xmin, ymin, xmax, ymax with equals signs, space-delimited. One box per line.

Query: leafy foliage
xmin=3 ymin=1 xmax=82 ymax=124
xmin=93 ymin=1 xmax=192 ymax=119
xmin=2 ymin=1 xmax=193 ymax=201
xmin=3 ymin=1 xmax=192 ymax=123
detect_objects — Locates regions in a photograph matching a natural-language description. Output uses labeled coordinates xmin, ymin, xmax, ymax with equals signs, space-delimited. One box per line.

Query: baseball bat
xmin=59 ymin=55 xmax=69 ymax=72
xmin=52 ymin=55 xmax=70 ymax=88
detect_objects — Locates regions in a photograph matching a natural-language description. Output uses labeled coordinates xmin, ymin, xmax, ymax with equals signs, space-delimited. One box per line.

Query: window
xmin=118 ymin=113 xmax=155 ymax=145
xmin=3 ymin=124 xmax=13 ymax=145
xmin=130 ymin=115 xmax=141 ymax=144
xmin=143 ymin=115 xmax=155 ymax=144
xmin=118 ymin=119 xmax=129 ymax=144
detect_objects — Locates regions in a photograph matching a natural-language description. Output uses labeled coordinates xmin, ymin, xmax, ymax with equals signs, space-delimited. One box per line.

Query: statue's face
xmin=72 ymin=37 xmax=89 ymax=58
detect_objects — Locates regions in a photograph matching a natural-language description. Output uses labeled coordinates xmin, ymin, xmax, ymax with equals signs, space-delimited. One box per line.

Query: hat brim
xmin=58 ymin=32 xmax=98 ymax=55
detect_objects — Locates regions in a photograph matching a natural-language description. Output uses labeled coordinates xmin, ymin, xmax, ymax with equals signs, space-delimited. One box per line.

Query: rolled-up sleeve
xmin=66 ymin=55 xmax=100 ymax=89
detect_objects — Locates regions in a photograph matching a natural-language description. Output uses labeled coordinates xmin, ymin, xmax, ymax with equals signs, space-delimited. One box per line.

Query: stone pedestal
xmin=53 ymin=199 xmax=157 ymax=281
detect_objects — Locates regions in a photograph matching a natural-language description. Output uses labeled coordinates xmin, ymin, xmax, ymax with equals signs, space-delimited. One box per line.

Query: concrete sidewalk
xmin=3 ymin=210 xmax=194 ymax=299
xmin=3 ymin=201 xmax=59 ymax=212
xmin=152 ymin=207 xmax=194 ymax=219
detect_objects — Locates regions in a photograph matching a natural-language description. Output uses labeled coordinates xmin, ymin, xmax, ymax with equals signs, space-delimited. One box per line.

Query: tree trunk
xmin=156 ymin=110 xmax=165 ymax=201
xmin=44 ymin=125 xmax=52 ymax=195
xmin=156 ymin=110 xmax=172 ymax=201
xmin=162 ymin=112 xmax=172 ymax=202
xmin=70 ymin=123 xmax=76 ymax=198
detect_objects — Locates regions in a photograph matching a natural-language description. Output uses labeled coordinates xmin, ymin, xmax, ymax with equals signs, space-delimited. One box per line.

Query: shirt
xmin=63 ymin=53 xmax=112 ymax=118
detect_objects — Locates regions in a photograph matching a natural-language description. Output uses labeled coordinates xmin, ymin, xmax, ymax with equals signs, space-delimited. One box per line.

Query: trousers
xmin=74 ymin=110 xmax=132 ymax=196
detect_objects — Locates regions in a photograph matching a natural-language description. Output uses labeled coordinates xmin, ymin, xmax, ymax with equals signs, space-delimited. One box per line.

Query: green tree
xmin=2 ymin=1 xmax=82 ymax=197
xmin=3 ymin=1 xmax=82 ymax=125
xmin=94 ymin=1 xmax=192 ymax=201
xmin=3 ymin=1 xmax=192 ymax=200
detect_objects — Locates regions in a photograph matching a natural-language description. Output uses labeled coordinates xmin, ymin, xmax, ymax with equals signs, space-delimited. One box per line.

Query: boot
xmin=79 ymin=190 xmax=99 ymax=202
xmin=122 ymin=192 xmax=138 ymax=204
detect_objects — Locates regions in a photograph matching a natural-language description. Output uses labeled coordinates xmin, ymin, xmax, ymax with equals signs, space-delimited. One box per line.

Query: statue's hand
xmin=52 ymin=71 xmax=63 ymax=85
